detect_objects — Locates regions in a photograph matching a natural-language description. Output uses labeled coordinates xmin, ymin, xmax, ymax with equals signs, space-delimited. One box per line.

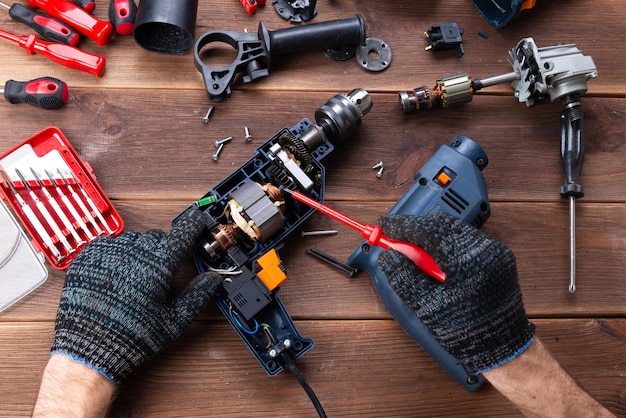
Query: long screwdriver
xmin=0 ymin=170 xmax=63 ymax=261
xmin=0 ymin=29 xmax=105 ymax=76
xmin=560 ymin=94 xmax=585 ymax=294
xmin=27 ymin=0 xmax=113 ymax=46
xmin=283 ymin=188 xmax=446 ymax=282
xmin=1 ymin=76 xmax=67 ymax=109
xmin=0 ymin=0 xmax=79 ymax=46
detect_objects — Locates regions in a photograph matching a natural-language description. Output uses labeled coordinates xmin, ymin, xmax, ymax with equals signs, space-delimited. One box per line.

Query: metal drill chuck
xmin=301 ymin=88 xmax=372 ymax=149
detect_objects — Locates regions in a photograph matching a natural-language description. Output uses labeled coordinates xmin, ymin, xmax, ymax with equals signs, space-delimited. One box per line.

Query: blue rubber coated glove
xmin=378 ymin=212 xmax=535 ymax=374
xmin=51 ymin=208 xmax=222 ymax=384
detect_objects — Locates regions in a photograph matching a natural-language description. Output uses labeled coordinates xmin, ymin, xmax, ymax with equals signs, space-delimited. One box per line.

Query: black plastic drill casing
xmin=348 ymin=135 xmax=491 ymax=391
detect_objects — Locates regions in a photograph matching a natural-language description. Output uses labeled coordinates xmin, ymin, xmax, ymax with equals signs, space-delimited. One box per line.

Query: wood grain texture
xmin=1 ymin=0 xmax=625 ymax=416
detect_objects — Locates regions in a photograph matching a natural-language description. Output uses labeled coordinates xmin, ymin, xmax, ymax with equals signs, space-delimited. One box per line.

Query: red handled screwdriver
xmin=71 ymin=0 xmax=94 ymax=12
xmin=108 ymin=0 xmax=137 ymax=36
xmin=283 ymin=188 xmax=446 ymax=282
xmin=1 ymin=76 xmax=68 ymax=109
xmin=27 ymin=0 xmax=113 ymax=46
xmin=0 ymin=1 xmax=79 ymax=46
xmin=0 ymin=30 xmax=105 ymax=76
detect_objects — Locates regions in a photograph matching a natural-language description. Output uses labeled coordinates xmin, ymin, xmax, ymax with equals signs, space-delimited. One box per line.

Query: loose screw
xmin=213 ymin=143 xmax=225 ymax=160
xmin=376 ymin=166 xmax=384 ymax=178
xmin=214 ymin=136 xmax=232 ymax=147
xmin=244 ymin=126 xmax=252 ymax=142
xmin=202 ymin=106 xmax=215 ymax=123
xmin=372 ymin=161 xmax=383 ymax=170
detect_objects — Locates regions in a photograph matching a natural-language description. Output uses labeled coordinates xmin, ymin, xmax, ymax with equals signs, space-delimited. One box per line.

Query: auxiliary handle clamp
xmin=193 ymin=14 xmax=391 ymax=101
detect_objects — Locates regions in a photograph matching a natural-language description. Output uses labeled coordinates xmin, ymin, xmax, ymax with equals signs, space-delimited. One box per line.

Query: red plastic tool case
xmin=0 ymin=127 xmax=123 ymax=271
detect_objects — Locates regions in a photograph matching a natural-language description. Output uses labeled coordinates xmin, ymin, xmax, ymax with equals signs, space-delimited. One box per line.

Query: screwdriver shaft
xmin=569 ymin=196 xmax=576 ymax=294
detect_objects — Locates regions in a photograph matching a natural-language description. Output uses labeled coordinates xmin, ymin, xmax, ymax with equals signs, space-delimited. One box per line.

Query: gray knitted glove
xmin=51 ymin=208 xmax=222 ymax=384
xmin=378 ymin=212 xmax=534 ymax=374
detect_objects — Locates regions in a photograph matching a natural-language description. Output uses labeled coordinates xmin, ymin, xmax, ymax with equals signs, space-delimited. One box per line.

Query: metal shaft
xmin=569 ymin=196 xmax=576 ymax=293
xmin=473 ymin=71 xmax=520 ymax=90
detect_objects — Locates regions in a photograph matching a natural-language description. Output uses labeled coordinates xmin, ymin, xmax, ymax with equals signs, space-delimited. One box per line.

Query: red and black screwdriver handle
xmin=27 ymin=0 xmax=113 ymax=46
xmin=2 ymin=77 xmax=68 ymax=109
xmin=108 ymin=0 xmax=137 ymax=36
xmin=5 ymin=2 xmax=79 ymax=46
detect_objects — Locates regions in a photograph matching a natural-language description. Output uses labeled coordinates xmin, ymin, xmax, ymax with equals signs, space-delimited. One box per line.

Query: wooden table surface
xmin=1 ymin=0 xmax=625 ymax=416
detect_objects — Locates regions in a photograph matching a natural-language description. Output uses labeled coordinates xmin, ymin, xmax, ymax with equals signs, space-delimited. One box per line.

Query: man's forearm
xmin=483 ymin=337 xmax=615 ymax=418
xmin=33 ymin=354 xmax=117 ymax=418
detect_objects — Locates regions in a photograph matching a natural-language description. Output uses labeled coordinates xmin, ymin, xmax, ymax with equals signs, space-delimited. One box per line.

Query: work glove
xmin=51 ymin=207 xmax=222 ymax=384
xmin=378 ymin=212 xmax=535 ymax=374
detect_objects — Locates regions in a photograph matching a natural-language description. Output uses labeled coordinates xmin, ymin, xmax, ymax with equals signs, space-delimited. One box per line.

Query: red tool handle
xmin=8 ymin=3 xmax=80 ymax=46
xmin=27 ymin=0 xmax=113 ymax=46
xmin=108 ymin=0 xmax=137 ymax=36
xmin=0 ymin=30 xmax=105 ymax=77
xmin=3 ymin=76 xmax=68 ymax=109
xmin=288 ymin=189 xmax=446 ymax=282
xmin=71 ymin=0 xmax=95 ymax=12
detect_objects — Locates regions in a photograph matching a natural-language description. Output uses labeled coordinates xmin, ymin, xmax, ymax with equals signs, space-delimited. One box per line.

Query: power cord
xmin=280 ymin=352 xmax=327 ymax=418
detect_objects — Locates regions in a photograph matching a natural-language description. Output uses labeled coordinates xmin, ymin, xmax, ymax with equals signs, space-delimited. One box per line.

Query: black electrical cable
xmin=280 ymin=352 xmax=327 ymax=418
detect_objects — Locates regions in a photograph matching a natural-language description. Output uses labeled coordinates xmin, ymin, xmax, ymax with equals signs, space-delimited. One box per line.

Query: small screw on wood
xmin=213 ymin=143 xmax=224 ymax=160
xmin=376 ymin=166 xmax=384 ymax=178
xmin=244 ymin=126 xmax=252 ymax=142
xmin=214 ymin=136 xmax=232 ymax=147
xmin=203 ymin=106 xmax=215 ymax=123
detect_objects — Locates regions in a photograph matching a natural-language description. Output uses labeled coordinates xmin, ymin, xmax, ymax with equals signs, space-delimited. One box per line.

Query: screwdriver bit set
xmin=0 ymin=126 xmax=123 ymax=281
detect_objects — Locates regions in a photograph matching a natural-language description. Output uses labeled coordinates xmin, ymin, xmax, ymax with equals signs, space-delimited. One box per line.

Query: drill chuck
xmin=314 ymin=88 xmax=372 ymax=145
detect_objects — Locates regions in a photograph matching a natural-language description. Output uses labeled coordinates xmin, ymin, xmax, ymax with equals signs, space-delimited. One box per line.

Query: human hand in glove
xmin=33 ymin=208 xmax=222 ymax=417
xmin=378 ymin=212 xmax=615 ymax=418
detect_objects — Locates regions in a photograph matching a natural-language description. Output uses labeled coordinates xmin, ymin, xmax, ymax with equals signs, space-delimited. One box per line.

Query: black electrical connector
xmin=425 ymin=22 xmax=464 ymax=58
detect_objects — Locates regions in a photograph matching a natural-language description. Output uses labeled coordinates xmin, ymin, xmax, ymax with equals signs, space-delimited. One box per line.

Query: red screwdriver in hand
xmin=283 ymin=188 xmax=446 ymax=282
xmin=0 ymin=0 xmax=79 ymax=46
xmin=1 ymin=76 xmax=68 ymax=109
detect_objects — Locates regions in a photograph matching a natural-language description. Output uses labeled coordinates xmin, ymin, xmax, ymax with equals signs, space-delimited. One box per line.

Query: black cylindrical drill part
xmin=262 ymin=14 xmax=366 ymax=56
xmin=560 ymin=96 xmax=584 ymax=198
xmin=133 ymin=0 xmax=198 ymax=54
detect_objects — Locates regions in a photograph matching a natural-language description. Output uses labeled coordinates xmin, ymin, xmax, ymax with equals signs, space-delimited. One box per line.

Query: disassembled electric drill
xmin=399 ymin=37 xmax=597 ymax=293
xmin=176 ymin=89 xmax=371 ymax=416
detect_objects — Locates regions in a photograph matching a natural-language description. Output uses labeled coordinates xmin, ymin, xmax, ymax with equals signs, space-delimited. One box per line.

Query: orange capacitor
xmin=256 ymin=249 xmax=286 ymax=291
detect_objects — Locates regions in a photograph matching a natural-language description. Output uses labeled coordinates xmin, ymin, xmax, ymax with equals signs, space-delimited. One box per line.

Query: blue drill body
xmin=348 ymin=135 xmax=491 ymax=391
